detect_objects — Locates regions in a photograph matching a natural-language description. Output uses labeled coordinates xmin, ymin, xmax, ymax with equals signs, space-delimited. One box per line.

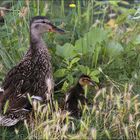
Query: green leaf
xmin=69 ymin=57 xmax=80 ymax=68
xmin=91 ymin=75 xmax=99 ymax=83
xmin=106 ymin=41 xmax=124 ymax=58
xmin=75 ymin=37 xmax=89 ymax=54
xmin=67 ymin=74 xmax=74 ymax=84
xmin=54 ymin=68 xmax=66 ymax=78
xmin=133 ymin=35 xmax=140 ymax=45
xmin=88 ymin=27 xmax=108 ymax=45
xmin=90 ymin=70 xmax=100 ymax=76
xmin=78 ymin=65 xmax=90 ymax=74
xmin=61 ymin=81 xmax=69 ymax=93
xmin=74 ymin=28 xmax=107 ymax=55
xmin=55 ymin=43 xmax=76 ymax=59
xmin=90 ymin=70 xmax=100 ymax=83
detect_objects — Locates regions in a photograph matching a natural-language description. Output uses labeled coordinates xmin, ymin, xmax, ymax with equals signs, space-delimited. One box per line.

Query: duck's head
xmin=30 ymin=16 xmax=65 ymax=34
xmin=78 ymin=74 xmax=96 ymax=87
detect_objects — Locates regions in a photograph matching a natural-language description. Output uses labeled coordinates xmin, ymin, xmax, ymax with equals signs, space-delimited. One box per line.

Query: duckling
xmin=0 ymin=16 xmax=65 ymax=126
xmin=64 ymin=74 xmax=96 ymax=117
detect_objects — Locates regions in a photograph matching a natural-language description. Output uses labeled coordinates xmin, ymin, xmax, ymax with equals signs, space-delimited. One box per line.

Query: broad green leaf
xmin=90 ymin=75 xmax=99 ymax=83
xmin=54 ymin=68 xmax=66 ymax=78
xmin=106 ymin=41 xmax=124 ymax=58
xmin=69 ymin=57 xmax=80 ymax=68
xmin=87 ymin=27 xmax=108 ymax=45
xmin=56 ymin=43 xmax=76 ymax=59
xmin=75 ymin=37 xmax=89 ymax=54
xmin=75 ymin=28 xmax=107 ymax=55
xmin=90 ymin=70 xmax=100 ymax=76
xmin=78 ymin=65 xmax=90 ymax=74
xmin=90 ymin=70 xmax=100 ymax=83
xmin=133 ymin=35 xmax=140 ymax=45
xmin=67 ymin=74 xmax=74 ymax=84
xmin=61 ymin=81 xmax=69 ymax=93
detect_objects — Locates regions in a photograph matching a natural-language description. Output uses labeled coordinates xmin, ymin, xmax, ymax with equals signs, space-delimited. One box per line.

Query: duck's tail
xmin=0 ymin=109 xmax=30 ymax=127
xmin=0 ymin=95 xmax=43 ymax=127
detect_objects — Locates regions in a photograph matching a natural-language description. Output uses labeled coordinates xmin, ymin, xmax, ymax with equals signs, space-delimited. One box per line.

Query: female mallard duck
xmin=0 ymin=16 xmax=65 ymax=126
xmin=64 ymin=74 xmax=96 ymax=117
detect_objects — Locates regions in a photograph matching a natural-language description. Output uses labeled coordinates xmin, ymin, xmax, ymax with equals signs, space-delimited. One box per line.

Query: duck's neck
xmin=30 ymin=29 xmax=46 ymax=52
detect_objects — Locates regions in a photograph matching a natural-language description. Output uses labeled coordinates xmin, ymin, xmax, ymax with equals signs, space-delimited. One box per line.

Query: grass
xmin=1 ymin=0 xmax=140 ymax=139
xmin=1 ymin=85 xmax=140 ymax=139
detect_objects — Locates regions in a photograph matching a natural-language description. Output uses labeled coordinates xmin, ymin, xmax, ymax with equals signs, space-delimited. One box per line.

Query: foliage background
xmin=1 ymin=0 xmax=140 ymax=139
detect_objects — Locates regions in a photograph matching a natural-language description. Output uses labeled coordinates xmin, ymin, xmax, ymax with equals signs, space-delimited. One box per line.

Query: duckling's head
xmin=30 ymin=16 xmax=65 ymax=34
xmin=78 ymin=74 xmax=96 ymax=87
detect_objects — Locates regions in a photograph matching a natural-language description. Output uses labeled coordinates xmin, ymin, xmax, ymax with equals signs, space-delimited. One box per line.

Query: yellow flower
xmin=69 ymin=3 xmax=76 ymax=8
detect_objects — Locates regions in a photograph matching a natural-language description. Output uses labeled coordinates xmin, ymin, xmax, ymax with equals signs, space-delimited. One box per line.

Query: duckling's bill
xmin=89 ymin=80 xmax=96 ymax=86
xmin=89 ymin=80 xmax=99 ymax=90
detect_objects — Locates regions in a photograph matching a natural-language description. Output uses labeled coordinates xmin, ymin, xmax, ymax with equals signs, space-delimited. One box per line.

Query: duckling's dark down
xmin=64 ymin=74 xmax=95 ymax=117
xmin=0 ymin=16 xmax=65 ymax=126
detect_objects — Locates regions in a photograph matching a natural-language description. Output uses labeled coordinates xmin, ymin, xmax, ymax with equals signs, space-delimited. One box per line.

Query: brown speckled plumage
xmin=0 ymin=16 xmax=65 ymax=126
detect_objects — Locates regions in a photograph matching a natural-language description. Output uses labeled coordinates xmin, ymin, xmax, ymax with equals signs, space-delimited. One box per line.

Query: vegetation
xmin=1 ymin=0 xmax=140 ymax=139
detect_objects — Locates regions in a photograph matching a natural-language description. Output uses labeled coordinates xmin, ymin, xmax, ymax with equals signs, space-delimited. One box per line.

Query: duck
xmin=64 ymin=74 xmax=96 ymax=117
xmin=0 ymin=16 xmax=65 ymax=126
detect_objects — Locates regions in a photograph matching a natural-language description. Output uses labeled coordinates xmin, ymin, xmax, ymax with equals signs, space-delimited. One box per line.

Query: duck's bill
xmin=51 ymin=25 xmax=65 ymax=34
xmin=54 ymin=27 xmax=65 ymax=34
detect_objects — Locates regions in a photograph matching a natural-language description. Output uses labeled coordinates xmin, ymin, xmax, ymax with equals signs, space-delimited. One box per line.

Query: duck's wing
xmin=0 ymin=57 xmax=33 ymax=110
xmin=2 ymin=58 xmax=32 ymax=91
xmin=2 ymin=66 xmax=17 ymax=89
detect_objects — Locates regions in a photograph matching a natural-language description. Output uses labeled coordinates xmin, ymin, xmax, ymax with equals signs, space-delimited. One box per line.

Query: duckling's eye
xmin=82 ymin=79 xmax=89 ymax=84
xmin=82 ymin=79 xmax=87 ymax=83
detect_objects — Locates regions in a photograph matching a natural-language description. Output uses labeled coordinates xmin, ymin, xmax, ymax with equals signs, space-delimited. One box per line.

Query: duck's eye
xmin=42 ymin=21 xmax=46 ymax=23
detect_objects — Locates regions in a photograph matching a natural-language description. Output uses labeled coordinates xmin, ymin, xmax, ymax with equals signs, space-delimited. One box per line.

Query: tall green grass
xmin=1 ymin=85 xmax=140 ymax=139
